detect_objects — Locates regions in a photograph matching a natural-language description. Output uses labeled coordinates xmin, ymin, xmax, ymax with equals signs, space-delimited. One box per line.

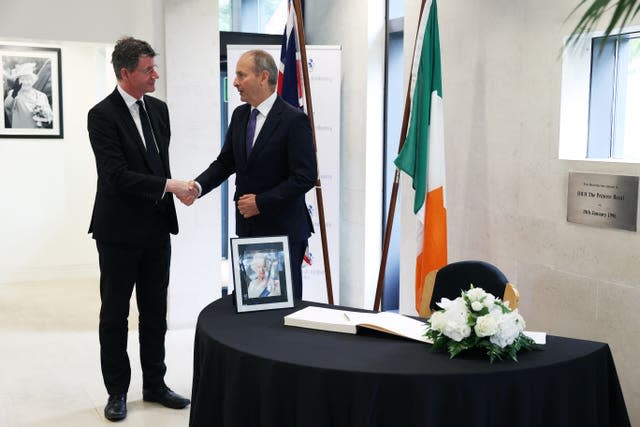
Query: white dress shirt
xmin=116 ymin=85 xmax=167 ymax=194
xmin=248 ymin=91 xmax=278 ymax=148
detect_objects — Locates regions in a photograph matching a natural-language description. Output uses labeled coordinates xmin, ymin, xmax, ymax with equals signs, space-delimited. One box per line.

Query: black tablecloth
xmin=189 ymin=296 xmax=630 ymax=427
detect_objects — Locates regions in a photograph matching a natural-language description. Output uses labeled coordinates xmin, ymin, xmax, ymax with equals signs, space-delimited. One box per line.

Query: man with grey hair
xmin=186 ymin=49 xmax=317 ymax=299
xmin=87 ymin=36 xmax=193 ymax=422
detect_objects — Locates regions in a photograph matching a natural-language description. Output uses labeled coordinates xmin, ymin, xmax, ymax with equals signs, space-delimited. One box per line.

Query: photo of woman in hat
xmin=246 ymin=252 xmax=282 ymax=299
xmin=4 ymin=61 xmax=53 ymax=129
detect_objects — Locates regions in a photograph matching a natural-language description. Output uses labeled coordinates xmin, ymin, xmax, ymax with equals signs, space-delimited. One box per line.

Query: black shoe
xmin=104 ymin=394 xmax=127 ymax=422
xmin=143 ymin=386 xmax=190 ymax=409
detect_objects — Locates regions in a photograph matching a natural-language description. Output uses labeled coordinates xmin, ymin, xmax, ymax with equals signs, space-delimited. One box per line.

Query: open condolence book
xmin=284 ymin=306 xmax=431 ymax=343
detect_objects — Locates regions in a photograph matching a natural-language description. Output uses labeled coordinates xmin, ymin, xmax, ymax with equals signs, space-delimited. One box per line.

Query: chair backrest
xmin=418 ymin=260 xmax=519 ymax=317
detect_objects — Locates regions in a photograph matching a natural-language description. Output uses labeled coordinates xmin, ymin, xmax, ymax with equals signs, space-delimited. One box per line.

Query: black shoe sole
xmin=143 ymin=395 xmax=190 ymax=409
xmin=104 ymin=412 xmax=127 ymax=422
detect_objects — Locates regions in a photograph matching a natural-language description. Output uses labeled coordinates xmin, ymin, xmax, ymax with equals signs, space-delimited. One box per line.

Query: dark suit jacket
xmin=87 ymin=88 xmax=178 ymax=246
xmin=196 ymin=96 xmax=317 ymax=242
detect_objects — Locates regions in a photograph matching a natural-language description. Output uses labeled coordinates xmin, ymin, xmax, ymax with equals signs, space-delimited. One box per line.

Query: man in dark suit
xmin=186 ymin=49 xmax=316 ymax=299
xmin=87 ymin=37 xmax=193 ymax=422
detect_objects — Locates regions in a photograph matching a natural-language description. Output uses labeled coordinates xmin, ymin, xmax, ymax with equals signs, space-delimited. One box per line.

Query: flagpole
xmin=293 ymin=0 xmax=334 ymax=304
xmin=373 ymin=0 xmax=428 ymax=311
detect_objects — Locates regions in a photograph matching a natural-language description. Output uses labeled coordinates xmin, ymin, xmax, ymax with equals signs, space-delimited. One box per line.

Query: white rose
xmin=483 ymin=294 xmax=496 ymax=308
xmin=466 ymin=287 xmax=487 ymax=302
xmin=474 ymin=313 xmax=499 ymax=337
xmin=429 ymin=310 xmax=447 ymax=332
xmin=471 ymin=301 xmax=484 ymax=312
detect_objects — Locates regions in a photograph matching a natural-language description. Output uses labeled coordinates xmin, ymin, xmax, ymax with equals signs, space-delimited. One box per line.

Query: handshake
xmin=167 ymin=179 xmax=199 ymax=206
xmin=166 ymin=179 xmax=260 ymax=218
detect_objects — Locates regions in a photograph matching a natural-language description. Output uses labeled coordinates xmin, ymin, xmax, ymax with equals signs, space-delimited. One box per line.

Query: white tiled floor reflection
xmin=0 ymin=279 xmax=194 ymax=426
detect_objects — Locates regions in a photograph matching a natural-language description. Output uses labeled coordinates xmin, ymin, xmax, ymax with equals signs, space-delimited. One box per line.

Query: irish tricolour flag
xmin=394 ymin=0 xmax=447 ymax=313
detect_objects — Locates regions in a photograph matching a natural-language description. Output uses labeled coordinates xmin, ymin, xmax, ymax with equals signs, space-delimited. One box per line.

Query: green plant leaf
xmin=568 ymin=0 xmax=640 ymax=44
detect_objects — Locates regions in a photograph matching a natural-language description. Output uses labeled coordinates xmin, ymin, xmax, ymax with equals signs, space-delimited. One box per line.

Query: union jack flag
xmin=277 ymin=0 xmax=305 ymax=111
xmin=279 ymin=1 xmax=313 ymax=267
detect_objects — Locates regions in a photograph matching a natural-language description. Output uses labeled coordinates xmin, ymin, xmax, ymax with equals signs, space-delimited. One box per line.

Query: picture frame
xmin=231 ymin=235 xmax=294 ymax=313
xmin=1 ymin=44 xmax=63 ymax=138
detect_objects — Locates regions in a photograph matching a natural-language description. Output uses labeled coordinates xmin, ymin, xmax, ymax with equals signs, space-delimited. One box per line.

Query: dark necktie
xmin=245 ymin=108 xmax=259 ymax=159
xmin=136 ymin=100 xmax=164 ymax=176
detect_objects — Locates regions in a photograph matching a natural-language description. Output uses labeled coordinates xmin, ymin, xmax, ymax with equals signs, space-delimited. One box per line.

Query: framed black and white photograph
xmin=1 ymin=45 xmax=63 ymax=138
xmin=231 ymin=235 xmax=294 ymax=313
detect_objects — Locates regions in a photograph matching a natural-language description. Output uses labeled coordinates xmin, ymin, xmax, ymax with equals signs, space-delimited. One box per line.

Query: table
xmin=189 ymin=296 xmax=630 ymax=427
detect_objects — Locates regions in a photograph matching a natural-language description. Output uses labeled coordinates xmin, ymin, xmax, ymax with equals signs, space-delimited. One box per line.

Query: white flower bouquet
xmin=425 ymin=286 xmax=535 ymax=363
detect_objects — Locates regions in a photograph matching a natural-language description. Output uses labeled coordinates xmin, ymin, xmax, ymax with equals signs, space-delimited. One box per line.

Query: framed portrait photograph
xmin=231 ymin=235 xmax=294 ymax=313
xmin=1 ymin=44 xmax=63 ymax=138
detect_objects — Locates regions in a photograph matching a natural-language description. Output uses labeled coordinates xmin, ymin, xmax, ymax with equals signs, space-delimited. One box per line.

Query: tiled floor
xmin=0 ymin=279 xmax=195 ymax=426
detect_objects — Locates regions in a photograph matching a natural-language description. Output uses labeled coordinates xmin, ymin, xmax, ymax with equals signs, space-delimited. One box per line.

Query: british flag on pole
xmin=278 ymin=0 xmax=313 ymax=266
xmin=278 ymin=0 xmax=305 ymax=111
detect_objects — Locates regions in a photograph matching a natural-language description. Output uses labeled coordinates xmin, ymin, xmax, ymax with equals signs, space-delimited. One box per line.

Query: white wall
xmin=0 ymin=40 xmax=112 ymax=283
xmin=0 ymin=0 xmax=164 ymax=284
xmin=398 ymin=0 xmax=640 ymax=423
xmin=304 ymin=0 xmax=385 ymax=309
xmin=164 ymin=0 xmax=221 ymax=328
xmin=0 ymin=0 xmax=220 ymax=329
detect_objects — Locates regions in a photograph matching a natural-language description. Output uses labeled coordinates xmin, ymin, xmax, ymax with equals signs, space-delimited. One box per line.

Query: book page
xmin=284 ymin=306 xmax=357 ymax=334
xmin=284 ymin=306 xmax=430 ymax=343
xmin=346 ymin=311 xmax=431 ymax=343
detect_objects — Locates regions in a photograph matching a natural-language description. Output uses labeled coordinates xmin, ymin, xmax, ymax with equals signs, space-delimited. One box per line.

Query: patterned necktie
xmin=245 ymin=108 xmax=260 ymax=159
xmin=136 ymin=100 xmax=164 ymax=176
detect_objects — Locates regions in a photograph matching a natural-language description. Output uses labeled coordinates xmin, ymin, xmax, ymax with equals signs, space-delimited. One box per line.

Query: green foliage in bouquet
xmin=425 ymin=286 xmax=535 ymax=363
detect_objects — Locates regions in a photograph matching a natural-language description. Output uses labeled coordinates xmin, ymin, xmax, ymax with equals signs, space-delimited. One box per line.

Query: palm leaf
xmin=567 ymin=0 xmax=640 ymax=43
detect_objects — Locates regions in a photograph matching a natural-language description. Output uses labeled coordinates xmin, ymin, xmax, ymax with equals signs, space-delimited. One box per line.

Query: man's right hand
xmin=167 ymin=179 xmax=199 ymax=206
xmin=11 ymin=80 xmax=22 ymax=98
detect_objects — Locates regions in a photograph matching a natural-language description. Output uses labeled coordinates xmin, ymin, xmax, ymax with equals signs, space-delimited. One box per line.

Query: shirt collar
xmin=117 ymin=84 xmax=141 ymax=109
xmin=253 ymin=91 xmax=277 ymax=117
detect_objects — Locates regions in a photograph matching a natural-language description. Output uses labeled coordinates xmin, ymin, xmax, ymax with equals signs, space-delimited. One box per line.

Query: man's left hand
xmin=237 ymin=194 xmax=260 ymax=218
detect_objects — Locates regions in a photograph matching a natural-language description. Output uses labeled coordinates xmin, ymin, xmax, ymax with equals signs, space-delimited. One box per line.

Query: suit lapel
xmin=110 ymin=89 xmax=149 ymax=162
xmin=143 ymin=96 xmax=170 ymax=174
xmin=247 ymin=97 xmax=283 ymax=163
xmin=236 ymin=104 xmax=251 ymax=168
xmin=110 ymin=89 xmax=170 ymax=177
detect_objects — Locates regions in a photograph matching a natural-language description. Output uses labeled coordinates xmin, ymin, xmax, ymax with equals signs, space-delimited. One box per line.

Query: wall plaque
xmin=567 ymin=172 xmax=638 ymax=231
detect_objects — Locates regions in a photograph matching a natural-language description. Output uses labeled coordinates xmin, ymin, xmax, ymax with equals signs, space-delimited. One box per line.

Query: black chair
xmin=418 ymin=260 xmax=519 ymax=317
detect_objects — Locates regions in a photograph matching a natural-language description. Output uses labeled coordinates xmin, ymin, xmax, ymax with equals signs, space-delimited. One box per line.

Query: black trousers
xmin=96 ymin=237 xmax=171 ymax=395
xmin=289 ymin=240 xmax=307 ymax=299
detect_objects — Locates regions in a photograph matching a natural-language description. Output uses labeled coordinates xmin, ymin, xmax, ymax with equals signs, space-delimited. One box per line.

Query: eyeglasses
xmin=136 ymin=64 xmax=158 ymax=75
